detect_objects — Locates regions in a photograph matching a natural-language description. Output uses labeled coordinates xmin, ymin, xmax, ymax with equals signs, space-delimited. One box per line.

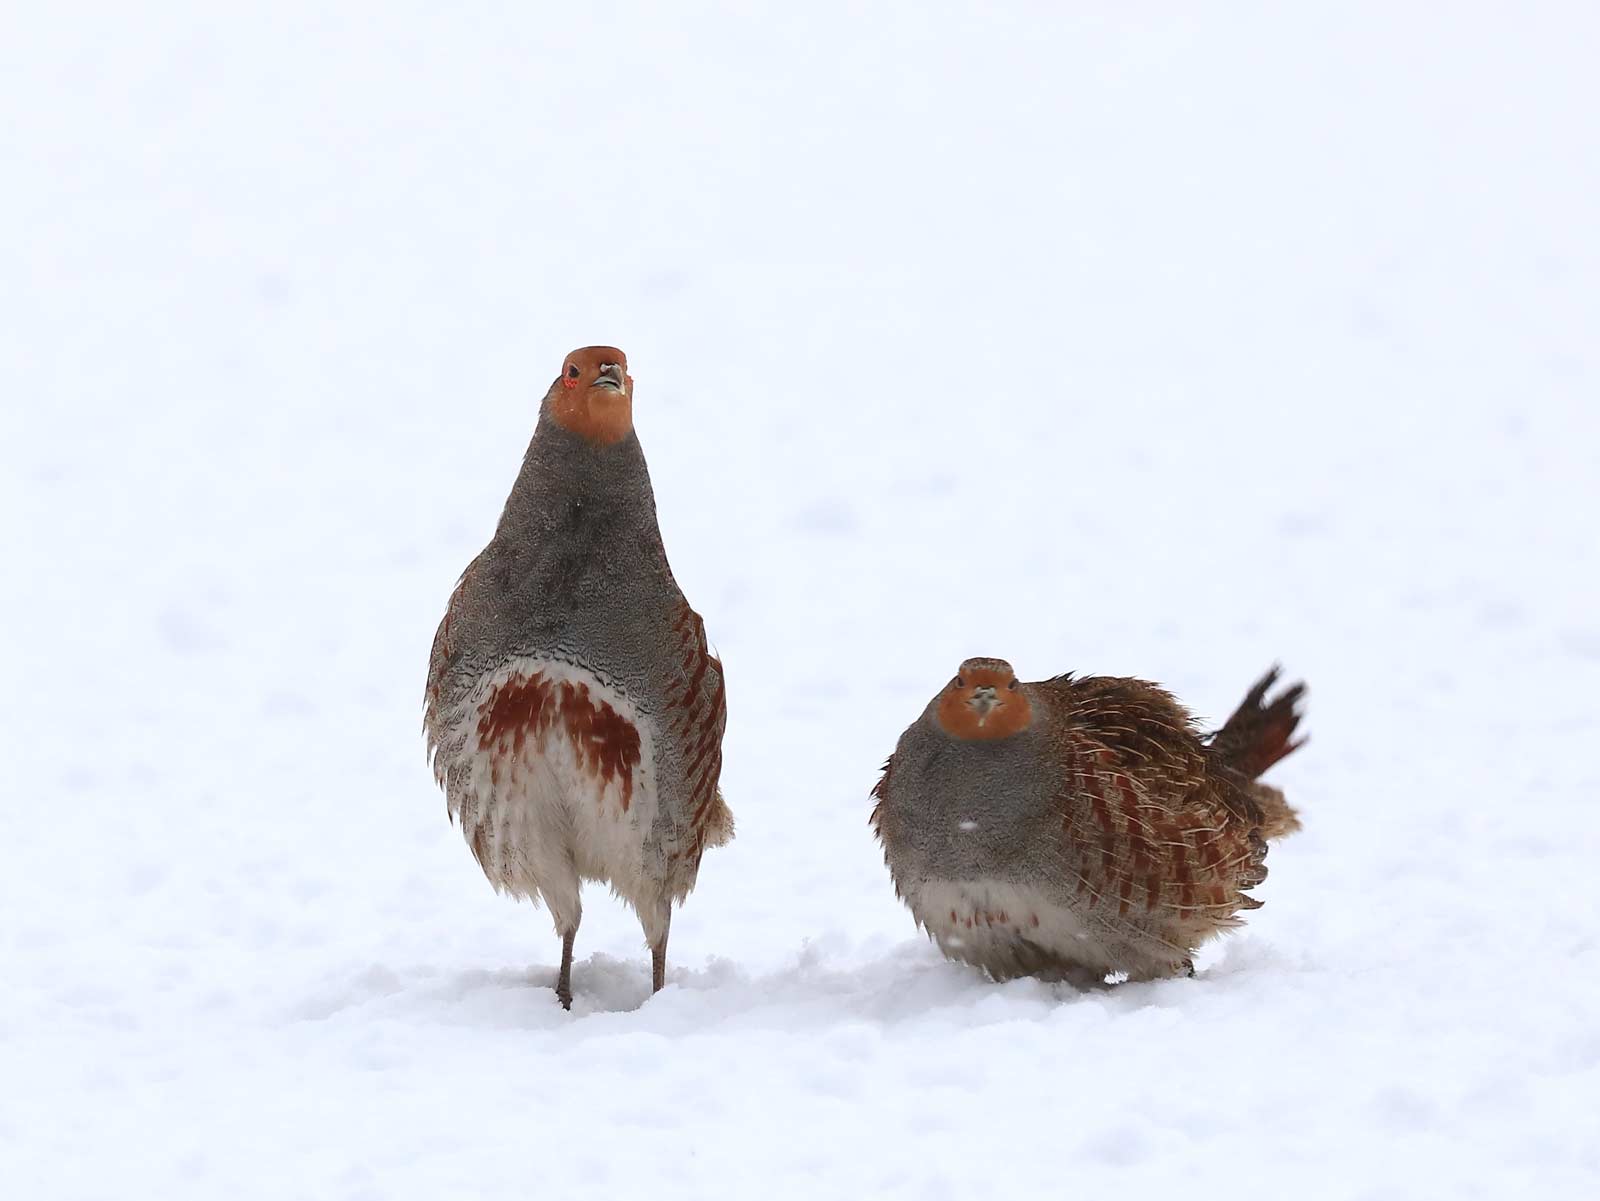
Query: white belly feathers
xmin=444 ymin=657 xmax=661 ymax=922
xmin=904 ymin=878 xmax=1118 ymax=979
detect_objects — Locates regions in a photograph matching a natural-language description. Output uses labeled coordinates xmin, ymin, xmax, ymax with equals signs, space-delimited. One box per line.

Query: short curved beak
xmin=593 ymin=363 xmax=626 ymax=392
xmin=967 ymin=686 xmax=999 ymax=721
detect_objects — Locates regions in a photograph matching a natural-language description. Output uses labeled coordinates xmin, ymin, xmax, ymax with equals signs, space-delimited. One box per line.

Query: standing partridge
xmin=871 ymin=660 xmax=1305 ymax=985
xmin=424 ymin=347 xmax=732 ymax=1009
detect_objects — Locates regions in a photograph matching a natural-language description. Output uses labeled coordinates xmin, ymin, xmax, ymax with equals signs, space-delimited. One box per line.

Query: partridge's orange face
xmin=935 ymin=657 xmax=1033 ymax=741
xmin=548 ymin=346 xmax=634 ymax=446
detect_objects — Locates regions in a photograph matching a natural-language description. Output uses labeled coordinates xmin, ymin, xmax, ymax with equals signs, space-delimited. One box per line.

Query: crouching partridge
xmin=424 ymin=346 xmax=733 ymax=1009
xmin=871 ymin=660 xmax=1305 ymax=986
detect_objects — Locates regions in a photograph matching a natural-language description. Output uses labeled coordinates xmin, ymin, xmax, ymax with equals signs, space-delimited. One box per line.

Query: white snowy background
xmin=4 ymin=4 xmax=1598 ymax=1198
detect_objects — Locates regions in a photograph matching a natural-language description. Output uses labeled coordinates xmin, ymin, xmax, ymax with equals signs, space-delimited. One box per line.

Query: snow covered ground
xmin=4 ymin=4 xmax=1598 ymax=1197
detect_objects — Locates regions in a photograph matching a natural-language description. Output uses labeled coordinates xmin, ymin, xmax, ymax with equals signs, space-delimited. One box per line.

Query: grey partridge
xmin=425 ymin=347 xmax=732 ymax=1008
xmin=871 ymin=660 xmax=1304 ymax=986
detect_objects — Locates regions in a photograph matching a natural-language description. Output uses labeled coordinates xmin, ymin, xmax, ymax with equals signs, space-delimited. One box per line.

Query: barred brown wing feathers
xmin=869 ymin=755 xmax=894 ymax=838
xmin=867 ymin=754 xmax=907 ymax=898
xmin=1050 ymin=678 xmax=1268 ymax=922
xmin=665 ymin=601 xmax=732 ymax=859
xmin=424 ymin=559 xmax=481 ymax=786
xmin=426 ymin=554 xmax=491 ymax=703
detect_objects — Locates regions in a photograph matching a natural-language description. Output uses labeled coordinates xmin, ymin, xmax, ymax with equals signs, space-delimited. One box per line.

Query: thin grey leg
xmin=555 ymin=928 xmax=577 ymax=1010
xmin=650 ymin=912 xmax=671 ymax=995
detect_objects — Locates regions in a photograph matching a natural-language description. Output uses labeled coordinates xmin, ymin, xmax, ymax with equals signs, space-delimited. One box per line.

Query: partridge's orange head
xmin=935 ymin=657 xmax=1033 ymax=741
xmin=548 ymin=346 xmax=634 ymax=446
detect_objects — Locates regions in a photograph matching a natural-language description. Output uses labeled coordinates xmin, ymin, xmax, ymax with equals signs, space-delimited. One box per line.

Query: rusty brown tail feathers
xmin=1210 ymin=665 xmax=1307 ymax=839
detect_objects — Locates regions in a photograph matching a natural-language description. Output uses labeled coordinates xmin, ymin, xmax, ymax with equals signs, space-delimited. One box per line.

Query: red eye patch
xmin=561 ymin=375 xmax=579 ymax=390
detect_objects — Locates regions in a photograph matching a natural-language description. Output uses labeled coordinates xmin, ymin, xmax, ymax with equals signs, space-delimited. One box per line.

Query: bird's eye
xmin=566 ymin=364 xmax=580 ymax=379
xmin=955 ymin=676 xmax=965 ymax=688
xmin=1008 ymin=679 xmax=1018 ymax=691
